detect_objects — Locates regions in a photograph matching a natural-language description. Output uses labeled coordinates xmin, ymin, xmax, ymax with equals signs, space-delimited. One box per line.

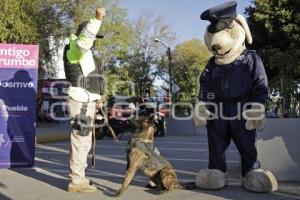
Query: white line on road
xmin=154 ymin=141 xmax=208 ymax=145
xmin=37 ymin=144 xmax=239 ymax=153
xmin=35 ymin=153 xmax=240 ymax=163
xmin=31 ymin=168 xmax=196 ymax=183
xmin=47 ymin=141 xmax=210 ymax=146
xmin=95 ymin=146 xmax=239 ymax=153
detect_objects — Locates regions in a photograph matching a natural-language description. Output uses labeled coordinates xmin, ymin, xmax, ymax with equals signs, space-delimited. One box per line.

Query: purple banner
xmin=0 ymin=44 xmax=39 ymax=168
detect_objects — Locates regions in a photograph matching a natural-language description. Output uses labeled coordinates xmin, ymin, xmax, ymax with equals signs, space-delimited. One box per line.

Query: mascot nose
xmin=212 ymin=44 xmax=222 ymax=52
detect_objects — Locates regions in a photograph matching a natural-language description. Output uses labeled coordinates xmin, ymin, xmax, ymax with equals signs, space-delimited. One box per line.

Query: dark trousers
xmin=207 ymin=119 xmax=260 ymax=176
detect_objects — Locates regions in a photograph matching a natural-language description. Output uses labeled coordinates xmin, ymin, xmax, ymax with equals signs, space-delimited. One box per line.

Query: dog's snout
xmin=212 ymin=44 xmax=222 ymax=52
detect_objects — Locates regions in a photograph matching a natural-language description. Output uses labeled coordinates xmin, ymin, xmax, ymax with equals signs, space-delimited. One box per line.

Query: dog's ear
xmin=235 ymin=14 xmax=253 ymax=44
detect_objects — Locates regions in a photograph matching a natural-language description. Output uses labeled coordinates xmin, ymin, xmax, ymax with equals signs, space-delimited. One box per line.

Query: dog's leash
xmin=91 ymin=100 xmax=120 ymax=169
xmin=91 ymin=102 xmax=98 ymax=169
xmin=98 ymin=106 xmax=118 ymax=142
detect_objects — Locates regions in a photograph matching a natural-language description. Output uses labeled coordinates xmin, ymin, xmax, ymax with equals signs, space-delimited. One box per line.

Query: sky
xmin=55 ymin=0 xmax=253 ymax=79
xmin=121 ymin=0 xmax=252 ymax=44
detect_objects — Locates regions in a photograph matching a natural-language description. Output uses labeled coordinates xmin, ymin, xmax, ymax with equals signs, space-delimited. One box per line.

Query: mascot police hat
xmin=200 ymin=1 xmax=237 ymax=33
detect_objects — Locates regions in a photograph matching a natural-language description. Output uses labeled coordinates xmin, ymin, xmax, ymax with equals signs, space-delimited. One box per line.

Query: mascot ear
xmin=235 ymin=15 xmax=253 ymax=44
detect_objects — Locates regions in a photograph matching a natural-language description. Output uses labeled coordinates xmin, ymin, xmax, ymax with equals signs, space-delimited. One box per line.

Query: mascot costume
xmin=194 ymin=1 xmax=278 ymax=192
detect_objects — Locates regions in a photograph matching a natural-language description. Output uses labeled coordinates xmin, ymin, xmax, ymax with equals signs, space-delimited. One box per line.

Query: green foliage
xmin=95 ymin=0 xmax=133 ymax=66
xmin=0 ymin=0 xmax=131 ymax=79
xmin=62 ymin=0 xmax=133 ymax=98
xmin=125 ymin=12 xmax=176 ymax=96
xmin=0 ymin=0 xmax=39 ymax=43
xmin=105 ymin=64 xmax=133 ymax=98
xmin=0 ymin=0 xmax=74 ymax=78
xmin=246 ymin=0 xmax=300 ymax=49
xmin=246 ymin=0 xmax=300 ymax=117
xmin=172 ymin=39 xmax=211 ymax=102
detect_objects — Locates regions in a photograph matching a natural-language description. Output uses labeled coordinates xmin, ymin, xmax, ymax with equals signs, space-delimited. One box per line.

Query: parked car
xmin=95 ymin=102 xmax=136 ymax=140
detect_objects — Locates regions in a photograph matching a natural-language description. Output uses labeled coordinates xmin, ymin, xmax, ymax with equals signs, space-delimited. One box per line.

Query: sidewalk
xmin=0 ymin=136 xmax=299 ymax=200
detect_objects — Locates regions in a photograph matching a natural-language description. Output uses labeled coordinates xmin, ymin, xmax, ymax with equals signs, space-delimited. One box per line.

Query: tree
xmin=0 ymin=0 xmax=132 ymax=79
xmin=0 ymin=0 xmax=77 ymax=78
xmin=62 ymin=0 xmax=133 ymax=99
xmin=105 ymin=64 xmax=133 ymax=98
xmin=125 ymin=12 xmax=176 ymax=96
xmin=0 ymin=0 xmax=38 ymax=43
xmin=245 ymin=0 xmax=300 ymax=117
xmin=95 ymin=0 xmax=133 ymax=67
xmin=65 ymin=0 xmax=133 ymax=67
xmin=172 ymin=39 xmax=211 ymax=102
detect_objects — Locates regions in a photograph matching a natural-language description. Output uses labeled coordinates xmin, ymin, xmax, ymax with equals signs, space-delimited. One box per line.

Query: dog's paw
xmin=112 ymin=194 xmax=120 ymax=198
xmin=112 ymin=190 xmax=122 ymax=198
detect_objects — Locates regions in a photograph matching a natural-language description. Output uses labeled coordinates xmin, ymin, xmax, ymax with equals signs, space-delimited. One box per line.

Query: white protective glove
xmin=194 ymin=101 xmax=210 ymax=127
xmin=243 ymin=103 xmax=266 ymax=131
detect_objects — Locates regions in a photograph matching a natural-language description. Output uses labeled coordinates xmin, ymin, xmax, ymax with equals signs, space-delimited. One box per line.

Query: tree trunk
xmin=279 ymin=72 xmax=287 ymax=118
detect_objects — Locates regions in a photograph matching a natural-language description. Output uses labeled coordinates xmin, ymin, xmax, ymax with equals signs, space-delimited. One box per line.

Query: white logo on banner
xmin=0 ymin=134 xmax=5 ymax=147
xmin=0 ymin=81 xmax=34 ymax=88
xmin=2 ymin=105 xmax=28 ymax=112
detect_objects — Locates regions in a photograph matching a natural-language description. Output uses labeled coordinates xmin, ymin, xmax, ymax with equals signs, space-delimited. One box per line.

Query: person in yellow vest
xmin=63 ymin=7 xmax=106 ymax=193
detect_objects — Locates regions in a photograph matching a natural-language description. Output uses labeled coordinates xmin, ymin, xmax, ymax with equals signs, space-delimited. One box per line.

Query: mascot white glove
xmin=243 ymin=103 xmax=266 ymax=131
xmin=194 ymin=101 xmax=211 ymax=127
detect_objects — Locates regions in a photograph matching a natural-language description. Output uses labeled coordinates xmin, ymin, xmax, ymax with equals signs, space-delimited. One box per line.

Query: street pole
xmin=166 ymin=47 xmax=173 ymax=104
xmin=154 ymin=38 xmax=173 ymax=106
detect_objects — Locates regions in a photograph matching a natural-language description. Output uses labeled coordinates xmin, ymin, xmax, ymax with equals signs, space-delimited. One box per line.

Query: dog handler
xmin=63 ymin=7 xmax=106 ymax=193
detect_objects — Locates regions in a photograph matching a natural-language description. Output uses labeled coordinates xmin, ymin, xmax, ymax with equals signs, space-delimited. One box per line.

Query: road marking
xmin=35 ymin=157 xmax=67 ymax=166
xmin=36 ymin=146 xmax=239 ymax=153
xmin=29 ymin=168 xmax=196 ymax=183
xmin=35 ymin=152 xmax=240 ymax=163
xmin=154 ymin=141 xmax=208 ymax=145
xmin=37 ymin=145 xmax=127 ymax=165
xmin=48 ymin=141 xmax=210 ymax=146
xmin=273 ymin=192 xmax=300 ymax=200
xmin=39 ymin=144 xmax=237 ymax=153
xmin=95 ymin=155 xmax=240 ymax=163
xmin=92 ymin=145 xmax=238 ymax=153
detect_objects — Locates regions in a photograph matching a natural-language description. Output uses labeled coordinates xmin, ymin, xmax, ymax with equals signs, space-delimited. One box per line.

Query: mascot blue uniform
xmin=200 ymin=50 xmax=268 ymax=176
xmin=194 ymin=1 xmax=278 ymax=193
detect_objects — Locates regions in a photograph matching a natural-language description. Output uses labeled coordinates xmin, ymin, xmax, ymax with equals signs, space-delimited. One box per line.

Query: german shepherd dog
xmin=113 ymin=115 xmax=183 ymax=197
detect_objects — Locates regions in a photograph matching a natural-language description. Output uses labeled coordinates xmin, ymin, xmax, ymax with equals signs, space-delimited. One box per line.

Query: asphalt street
xmin=0 ymin=135 xmax=300 ymax=200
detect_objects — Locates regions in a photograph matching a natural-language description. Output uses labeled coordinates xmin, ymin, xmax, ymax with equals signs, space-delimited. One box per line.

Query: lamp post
xmin=154 ymin=38 xmax=173 ymax=104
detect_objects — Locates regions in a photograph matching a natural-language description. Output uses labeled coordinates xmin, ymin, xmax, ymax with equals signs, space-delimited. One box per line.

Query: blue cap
xmin=200 ymin=1 xmax=237 ymax=33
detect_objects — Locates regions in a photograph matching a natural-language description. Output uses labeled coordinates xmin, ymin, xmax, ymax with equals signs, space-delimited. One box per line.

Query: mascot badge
xmin=194 ymin=1 xmax=278 ymax=192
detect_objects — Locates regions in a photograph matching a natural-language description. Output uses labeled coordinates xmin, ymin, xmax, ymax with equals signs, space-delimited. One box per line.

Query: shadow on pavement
xmin=0 ymin=183 xmax=12 ymax=200
xmin=0 ymin=182 xmax=6 ymax=188
xmin=190 ymin=185 xmax=300 ymax=200
xmin=11 ymin=167 xmax=68 ymax=191
xmin=0 ymin=182 xmax=12 ymax=200
xmin=0 ymin=193 xmax=13 ymax=200
xmin=92 ymin=181 xmax=118 ymax=197
xmin=9 ymin=143 xmax=148 ymax=197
